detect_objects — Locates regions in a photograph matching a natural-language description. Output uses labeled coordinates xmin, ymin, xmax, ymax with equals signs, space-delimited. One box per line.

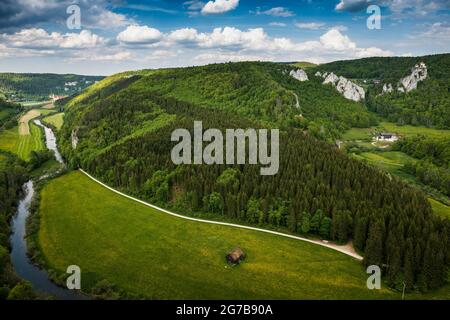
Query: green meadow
xmin=352 ymin=151 xmax=417 ymax=178
xmin=37 ymin=171 xmax=403 ymax=300
xmin=20 ymin=101 xmax=50 ymax=108
xmin=36 ymin=171 xmax=450 ymax=299
xmin=42 ymin=113 xmax=64 ymax=130
xmin=0 ymin=108 xmax=59 ymax=160
xmin=341 ymin=127 xmax=375 ymax=141
xmin=428 ymin=198 xmax=450 ymax=219
xmin=0 ymin=123 xmax=44 ymax=160
xmin=342 ymin=122 xmax=450 ymax=142
xmin=379 ymin=122 xmax=450 ymax=139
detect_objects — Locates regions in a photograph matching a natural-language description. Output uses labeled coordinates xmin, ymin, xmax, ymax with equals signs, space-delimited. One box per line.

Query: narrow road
xmin=80 ymin=169 xmax=363 ymax=261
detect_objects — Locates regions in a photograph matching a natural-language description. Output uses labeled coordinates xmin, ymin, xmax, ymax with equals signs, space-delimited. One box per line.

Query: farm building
xmin=375 ymin=132 xmax=398 ymax=142
xmin=226 ymin=247 xmax=245 ymax=265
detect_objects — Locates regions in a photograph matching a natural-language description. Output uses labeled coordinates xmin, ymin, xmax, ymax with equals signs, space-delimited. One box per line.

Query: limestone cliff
xmin=290 ymin=69 xmax=309 ymax=81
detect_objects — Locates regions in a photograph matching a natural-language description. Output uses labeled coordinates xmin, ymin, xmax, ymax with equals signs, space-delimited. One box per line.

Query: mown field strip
xmin=79 ymin=169 xmax=363 ymax=261
xmin=19 ymin=109 xmax=41 ymax=135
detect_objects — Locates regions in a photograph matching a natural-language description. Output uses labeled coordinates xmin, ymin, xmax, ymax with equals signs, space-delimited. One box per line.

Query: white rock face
xmin=323 ymin=72 xmax=339 ymax=85
xmin=289 ymin=69 xmax=309 ymax=81
xmin=321 ymin=72 xmax=365 ymax=102
xmin=71 ymin=128 xmax=79 ymax=149
xmin=382 ymin=83 xmax=393 ymax=94
xmin=398 ymin=62 xmax=427 ymax=92
xmin=336 ymin=77 xmax=366 ymax=102
xmin=315 ymin=71 xmax=322 ymax=77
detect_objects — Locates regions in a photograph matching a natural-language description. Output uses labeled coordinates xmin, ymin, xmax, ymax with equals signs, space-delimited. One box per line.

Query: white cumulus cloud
xmin=201 ymin=0 xmax=239 ymax=14
xmin=117 ymin=25 xmax=163 ymax=44
xmin=320 ymin=28 xmax=356 ymax=51
xmin=1 ymin=28 xmax=105 ymax=49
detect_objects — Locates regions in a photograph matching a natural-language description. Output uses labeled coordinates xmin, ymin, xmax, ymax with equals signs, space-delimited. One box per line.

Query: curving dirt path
xmin=79 ymin=169 xmax=363 ymax=261
xmin=19 ymin=109 xmax=41 ymax=135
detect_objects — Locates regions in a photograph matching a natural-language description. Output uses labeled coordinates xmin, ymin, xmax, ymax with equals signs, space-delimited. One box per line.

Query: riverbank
xmin=8 ymin=120 xmax=86 ymax=299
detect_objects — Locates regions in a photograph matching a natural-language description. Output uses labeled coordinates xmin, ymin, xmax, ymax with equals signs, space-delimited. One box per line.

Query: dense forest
xmin=59 ymin=62 xmax=450 ymax=292
xmin=314 ymin=54 xmax=449 ymax=85
xmin=315 ymin=54 xmax=450 ymax=128
xmin=0 ymin=98 xmax=22 ymax=131
xmin=0 ymin=151 xmax=30 ymax=299
xmin=0 ymin=73 xmax=104 ymax=101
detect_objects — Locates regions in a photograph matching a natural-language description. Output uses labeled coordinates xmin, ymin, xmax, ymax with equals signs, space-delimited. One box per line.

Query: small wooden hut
xmin=226 ymin=247 xmax=245 ymax=265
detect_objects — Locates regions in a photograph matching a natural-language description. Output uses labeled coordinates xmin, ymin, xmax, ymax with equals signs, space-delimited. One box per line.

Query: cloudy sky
xmin=0 ymin=0 xmax=449 ymax=75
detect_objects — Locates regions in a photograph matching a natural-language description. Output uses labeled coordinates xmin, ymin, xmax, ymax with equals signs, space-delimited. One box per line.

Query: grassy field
xmin=353 ymin=151 xmax=416 ymax=173
xmin=0 ymin=106 xmax=54 ymax=160
xmin=428 ymin=198 xmax=450 ymax=219
xmin=0 ymin=123 xmax=44 ymax=160
xmin=42 ymin=113 xmax=64 ymax=130
xmin=37 ymin=171 xmax=450 ymax=299
xmin=342 ymin=122 xmax=450 ymax=142
xmin=37 ymin=171 xmax=408 ymax=300
xmin=291 ymin=61 xmax=317 ymax=69
xmin=379 ymin=122 xmax=450 ymax=139
xmin=20 ymin=101 xmax=51 ymax=108
xmin=341 ymin=127 xmax=375 ymax=141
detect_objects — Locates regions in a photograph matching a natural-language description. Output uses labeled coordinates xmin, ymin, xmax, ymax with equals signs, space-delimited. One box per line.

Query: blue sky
xmin=0 ymin=0 xmax=449 ymax=75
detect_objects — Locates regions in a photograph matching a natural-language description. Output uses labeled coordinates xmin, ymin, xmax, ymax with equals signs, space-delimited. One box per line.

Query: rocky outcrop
xmin=323 ymin=72 xmax=340 ymax=85
xmin=398 ymin=62 xmax=427 ymax=92
xmin=336 ymin=77 xmax=365 ymax=102
xmin=290 ymin=69 xmax=309 ymax=81
xmin=380 ymin=62 xmax=427 ymax=95
xmin=382 ymin=83 xmax=393 ymax=94
xmin=320 ymin=72 xmax=365 ymax=102
xmin=71 ymin=127 xmax=79 ymax=149
xmin=315 ymin=71 xmax=322 ymax=77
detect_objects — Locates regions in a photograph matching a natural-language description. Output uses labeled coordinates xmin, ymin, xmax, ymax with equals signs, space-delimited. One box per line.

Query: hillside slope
xmin=0 ymin=73 xmax=104 ymax=101
xmin=59 ymin=61 xmax=450 ymax=292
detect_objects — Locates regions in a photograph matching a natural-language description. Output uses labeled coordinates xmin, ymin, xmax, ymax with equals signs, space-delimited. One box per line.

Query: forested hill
xmin=59 ymin=61 xmax=450 ymax=292
xmin=313 ymin=54 xmax=450 ymax=128
xmin=313 ymin=53 xmax=449 ymax=84
xmin=65 ymin=62 xmax=376 ymax=139
xmin=0 ymin=73 xmax=104 ymax=101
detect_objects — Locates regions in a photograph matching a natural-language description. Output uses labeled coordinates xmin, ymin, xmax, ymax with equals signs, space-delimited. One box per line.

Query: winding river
xmin=9 ymin=119 xmax=85 ymax=299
